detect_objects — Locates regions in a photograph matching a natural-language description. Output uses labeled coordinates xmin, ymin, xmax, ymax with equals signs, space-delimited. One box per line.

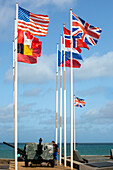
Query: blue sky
xmin=0 ymin=0 xmax=113 ymax=143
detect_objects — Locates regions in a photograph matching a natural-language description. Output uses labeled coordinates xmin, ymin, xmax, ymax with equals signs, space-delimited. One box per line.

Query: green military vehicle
xmin=3 ymin=138 xmax=55 ymax=167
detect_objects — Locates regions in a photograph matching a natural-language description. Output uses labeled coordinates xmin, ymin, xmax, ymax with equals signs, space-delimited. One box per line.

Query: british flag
xmin=72 ymin=12 xmax=102 ymax=46
xmin=63 ymin=27 xmax=89 ymax=51
xmin=74 ymin=96 xmax=86 ymax=108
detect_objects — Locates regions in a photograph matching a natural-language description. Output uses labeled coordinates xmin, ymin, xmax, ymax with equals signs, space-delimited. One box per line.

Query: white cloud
xmin=0 ymin=103 xmax=13 ymax=123
xmin=0 ymin=101 xmax=54 ymax=122
xmin=5 ymin=68 xmax=13 ymax=82
xmin=0 ymin=102 xmax=55 ymax=142
xmin=0 ymin=0 xmax=76 ymax=40
xmin=0 ymin=1 xmax=14 ymax=41
xmin=22 ymin=87 xmax=54 ymax=98
xmin=77 ymin=86 xmax=108 ymax=97
xmin=74 ymin=51 xmax=113 ymax=80
xmin=78 ymin=101 xmax=113 ymax=126
xmin=18 ymin=0 xmax=75 ymax=8
xmin=5 ymin=53 xmax=56 ymax=84
xmin=18 ymin=53 xmax=56 ymax=84
xmin=5 ymin=51 xmax=113 ymax=84
xmin=22 ymin=87 xmax=41 ymax=97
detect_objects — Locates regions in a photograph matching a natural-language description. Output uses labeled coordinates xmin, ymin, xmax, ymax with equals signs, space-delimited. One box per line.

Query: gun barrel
xmin=3 ymin=142 xmax=15 ymax=149
xmin=3 ymin=141 xmax=25 ymax=156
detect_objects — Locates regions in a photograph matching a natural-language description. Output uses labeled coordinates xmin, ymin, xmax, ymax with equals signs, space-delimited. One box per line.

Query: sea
xmin=0 ymin=143 xmax=113 ymax=159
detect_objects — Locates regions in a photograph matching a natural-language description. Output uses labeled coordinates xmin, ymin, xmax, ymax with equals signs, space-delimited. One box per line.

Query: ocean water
xmin=0 ymin=143 xmax=113 ymax=159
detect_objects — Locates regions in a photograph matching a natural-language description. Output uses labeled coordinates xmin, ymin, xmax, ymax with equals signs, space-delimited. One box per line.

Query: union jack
xmin=74 ymin=96 xmax=86 ymax=108
xmin=72 ymin=12 xmax=102 ymax=46
xmin=63 ymin=27 xmax=89 ymax=52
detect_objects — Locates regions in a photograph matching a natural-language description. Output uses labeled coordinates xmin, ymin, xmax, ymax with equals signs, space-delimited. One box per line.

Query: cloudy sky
xmin=0 ymin=0 xmax=113 ymax=144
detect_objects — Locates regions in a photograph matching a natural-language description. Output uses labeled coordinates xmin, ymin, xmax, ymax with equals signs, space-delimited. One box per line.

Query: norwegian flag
xmin=74 ymin=96 xmax=86 ymax=108
xmin=62 ymin=37 xmax=82 ymax=57
xmin=72 ymin=12 xmax=102 ymax=46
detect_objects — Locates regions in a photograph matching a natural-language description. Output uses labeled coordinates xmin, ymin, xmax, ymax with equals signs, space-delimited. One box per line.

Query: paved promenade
xmin=9 ymin=161 xmax=77 ymax=170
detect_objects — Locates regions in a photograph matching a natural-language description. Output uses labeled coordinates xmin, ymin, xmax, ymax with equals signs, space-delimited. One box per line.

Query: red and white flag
xmin=18 ymin=6 xmax=49 ymax=36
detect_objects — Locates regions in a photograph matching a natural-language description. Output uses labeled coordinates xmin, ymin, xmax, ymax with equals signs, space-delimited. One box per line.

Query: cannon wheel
xmin=25 ymin=155 xmax=28 ymax=167
xmin=25 ymin=159 xmax=28 ymax=167
xmin=50 ymin=160 xmax=54 ymax=167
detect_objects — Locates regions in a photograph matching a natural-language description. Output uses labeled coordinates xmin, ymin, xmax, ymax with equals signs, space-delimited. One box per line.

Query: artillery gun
xmin=3 ymin=138 xmax=55 ymax=167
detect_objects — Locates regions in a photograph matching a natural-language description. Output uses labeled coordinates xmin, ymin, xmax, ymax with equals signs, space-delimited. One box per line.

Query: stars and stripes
xmin=74 ymin=96 xmax=86 ymax=108
xmin=18 ymin=6 xmax=49 ymax=36
xmin=72 ymin=12 xmax=102 ymax=46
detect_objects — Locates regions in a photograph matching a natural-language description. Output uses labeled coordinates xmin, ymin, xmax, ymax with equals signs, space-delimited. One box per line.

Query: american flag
xmin=72 ymin=12 xmax=102 ymax=46
xmin=74 ymin=96 xmax=86 ymax=108
xmin=18 ymin=6 xmax=49 ymax=36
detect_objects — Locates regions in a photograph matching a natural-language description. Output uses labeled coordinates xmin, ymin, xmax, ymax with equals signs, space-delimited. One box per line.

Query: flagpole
xmin=74 ymin=95 xmax=76 ymax=150
xmin=55 ymin=43 xmax=59 ymax=144
xmin=70 ymin=8 xmax=73 ymax=169
xmin=14 ymin=3 xmax=18 ymax=170
xmin=63 ymin=24 xmax=67 ymax=167
xmin=59 ymin=34 xmax=62 ymax=165
xmin=13 ymin=40 xmax=15 ymax=93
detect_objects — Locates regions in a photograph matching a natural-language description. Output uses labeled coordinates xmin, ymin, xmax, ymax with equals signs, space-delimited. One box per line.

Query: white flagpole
xmin=59 ymin=34 xmax=62 ymax=165
xmin=63 ymin=24 xmax=67 ymax=167
xmin=13 ymin=40 xmax=15 ymax=91
xmin=70 ymin=8 xmax=73 ymax=169
xmin=55 ymin=43 xmax=59 ymax=144
xmin=74 ymin=95 xmax=76 ymax=150
xmin=14 ymin=3 xmax=18 ymax=170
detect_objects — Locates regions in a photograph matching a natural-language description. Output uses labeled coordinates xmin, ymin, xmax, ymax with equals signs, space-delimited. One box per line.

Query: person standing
xmin=52 ymin=141 xmax=59 ymax=165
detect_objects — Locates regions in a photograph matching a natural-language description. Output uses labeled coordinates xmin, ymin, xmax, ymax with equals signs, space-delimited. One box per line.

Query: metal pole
xmin=55 ymin=43 xmax=59 ymax=144
xmin=70 ymin=8 xmax=73 ymax=169
xmin=63 ymin=24 xmax=67 ymax=167
xmin=14 ymin=2 xmax=18 ymax=170
xmin=74 ymin=95 xmax=76 ymax=150
xmin=59 ymin=34 xmax=63 ymax=165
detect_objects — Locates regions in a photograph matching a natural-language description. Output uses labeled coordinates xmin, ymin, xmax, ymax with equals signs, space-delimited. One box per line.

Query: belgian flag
xmin=17 ymin=29 xmax=42 ymax=64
